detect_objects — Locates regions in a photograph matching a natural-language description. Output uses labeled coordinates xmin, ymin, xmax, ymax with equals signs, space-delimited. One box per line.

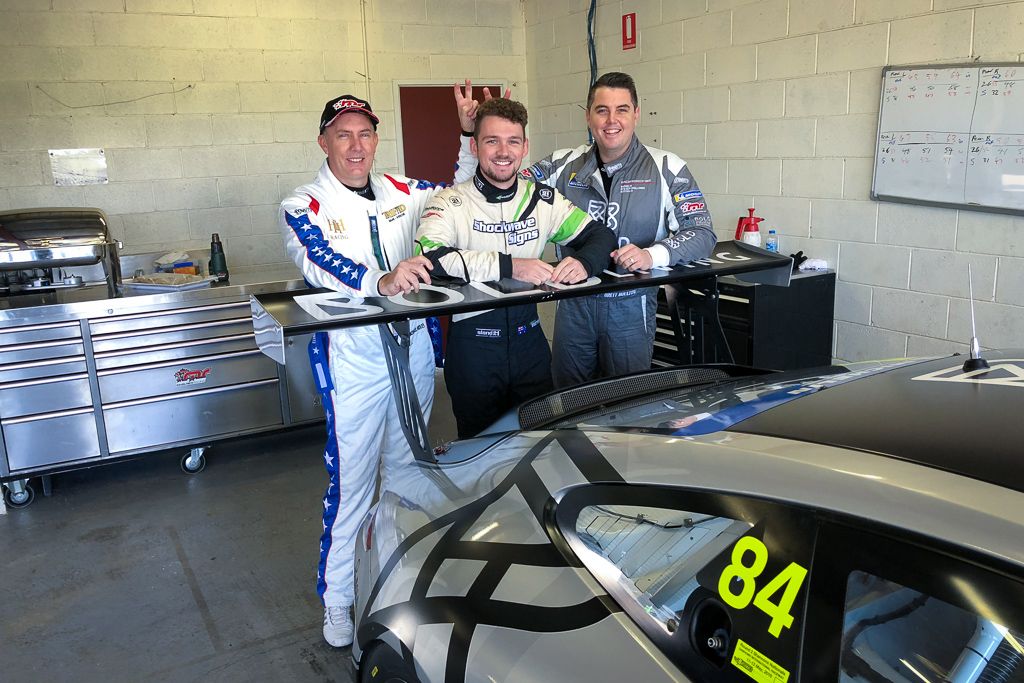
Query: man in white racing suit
xmin=280 ymin=93 xmax=474 ymax=647
xmin=456 ymin=73 xmax=717 ymax=387
xmin=416 ymin=97 xmax=615 ymax=438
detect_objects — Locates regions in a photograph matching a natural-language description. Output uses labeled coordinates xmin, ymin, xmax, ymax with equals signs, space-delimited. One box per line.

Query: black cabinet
xmin=654 ymin=271 xmax=835 ymax=371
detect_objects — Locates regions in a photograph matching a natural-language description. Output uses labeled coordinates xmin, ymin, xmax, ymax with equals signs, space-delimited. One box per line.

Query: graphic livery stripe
xmin=383 ymin=174 xmax=411 ymax=195
xmin=512 ymin=182 xmax=533 ymax=220
xmin=548 ymin=207 xmax=588 ymax=244
xmin=313 ymin=333 xmax=342 ymax=604
xmin=285 ymin=210 xmax=367 ymax=290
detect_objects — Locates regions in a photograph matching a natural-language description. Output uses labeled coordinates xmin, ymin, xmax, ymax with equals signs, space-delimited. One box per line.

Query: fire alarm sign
xmin=622 ymin=13 xmax=637 ymax=50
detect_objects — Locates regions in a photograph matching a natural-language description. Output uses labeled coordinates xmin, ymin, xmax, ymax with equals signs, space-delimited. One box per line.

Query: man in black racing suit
xmin=417 ymin=97 xmax=615 ymax=437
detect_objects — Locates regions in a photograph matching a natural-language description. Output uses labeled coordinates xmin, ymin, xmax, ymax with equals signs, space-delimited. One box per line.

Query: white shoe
xmin=323 ymin=605 xmax=353 ymax=647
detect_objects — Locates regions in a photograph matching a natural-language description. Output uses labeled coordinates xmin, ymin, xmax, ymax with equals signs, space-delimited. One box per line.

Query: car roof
xmin=729 ymin=350 xmax=1024 ymax=494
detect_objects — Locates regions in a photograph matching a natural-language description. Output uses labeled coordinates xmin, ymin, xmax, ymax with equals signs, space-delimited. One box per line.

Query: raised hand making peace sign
xmin=454 ymin=79 xmax=513 ymax=133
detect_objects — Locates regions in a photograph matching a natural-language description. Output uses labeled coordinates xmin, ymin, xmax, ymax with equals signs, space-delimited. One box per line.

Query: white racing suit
xmin=280 ymin=141 xmax=473 ymax=609
xmin=416 ymin=171 xmax=615 ymax=437
xmin=521 ymin=135 xmax=717 ymax=385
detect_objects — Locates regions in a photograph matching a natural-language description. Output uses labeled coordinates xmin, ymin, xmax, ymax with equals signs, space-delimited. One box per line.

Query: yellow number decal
xmin=753 ymin=561 xmax=808 ymax=637
xmin=717 ymin=536 xmax=808 ymax=638
xmin=718 ymin=536 xmax=768 ymax=609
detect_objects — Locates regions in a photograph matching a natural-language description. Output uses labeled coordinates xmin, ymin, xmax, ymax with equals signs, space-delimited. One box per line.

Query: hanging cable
xmin=587 ymin=0 xmax=598 ymax=144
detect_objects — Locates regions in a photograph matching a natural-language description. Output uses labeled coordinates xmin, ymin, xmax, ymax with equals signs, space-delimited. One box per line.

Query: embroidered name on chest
xmin=326 ymin=218 xmax=346 ymax=238
xmin=382 ymin=204 xmax=407 ymax=221
xmin=619 ymin=179 xmax=654 ymax=193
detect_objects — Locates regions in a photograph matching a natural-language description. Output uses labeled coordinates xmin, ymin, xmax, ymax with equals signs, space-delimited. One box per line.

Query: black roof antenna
xmin=962 ymin=263 xmax=989 ymax=373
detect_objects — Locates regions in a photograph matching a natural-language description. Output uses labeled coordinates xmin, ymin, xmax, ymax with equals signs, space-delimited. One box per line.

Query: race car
xmin=352 ymin=352 xmax=1024 ymax=682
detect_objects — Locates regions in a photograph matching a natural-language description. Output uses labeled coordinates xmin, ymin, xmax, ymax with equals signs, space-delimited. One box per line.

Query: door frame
xmin=391 ymin=79 xmax=509 ymax=177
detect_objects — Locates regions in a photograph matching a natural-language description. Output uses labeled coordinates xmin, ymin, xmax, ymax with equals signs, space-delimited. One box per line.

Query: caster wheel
xmin=4 ymin=483 xmax=35 ymax=509
xmin=180 ymin=453 xmax=206 ymax=474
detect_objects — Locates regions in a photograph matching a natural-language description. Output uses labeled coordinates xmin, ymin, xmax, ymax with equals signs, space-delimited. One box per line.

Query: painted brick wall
xmin=526 ymin=0 xmax=1024 ymax=361
xmin=0 ymin=0 xmax=525 ymax=269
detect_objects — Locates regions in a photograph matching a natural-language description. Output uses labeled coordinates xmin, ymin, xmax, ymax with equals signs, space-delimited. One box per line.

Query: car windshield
xmin=553 ymin=360 xmax=919 ymax=434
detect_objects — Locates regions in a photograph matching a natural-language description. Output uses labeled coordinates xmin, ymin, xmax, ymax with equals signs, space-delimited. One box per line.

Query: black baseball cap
xmin=319 ymin=94 xmax=379 ymax=132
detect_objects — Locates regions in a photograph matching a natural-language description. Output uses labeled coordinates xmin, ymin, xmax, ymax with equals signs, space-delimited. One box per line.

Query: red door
xmin=398 ymin=84 xmax=501 ymax=184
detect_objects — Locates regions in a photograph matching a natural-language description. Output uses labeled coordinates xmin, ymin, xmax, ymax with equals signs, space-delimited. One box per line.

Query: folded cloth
xmin=798 ymin=258 xmax=828 ymax=271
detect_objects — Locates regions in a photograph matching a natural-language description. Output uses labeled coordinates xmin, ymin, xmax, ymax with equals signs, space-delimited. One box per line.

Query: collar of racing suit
xmin=473 ymin=167 xmax=518 ymax=203
xmin=595 ymin=133 xmax=643 ymax=178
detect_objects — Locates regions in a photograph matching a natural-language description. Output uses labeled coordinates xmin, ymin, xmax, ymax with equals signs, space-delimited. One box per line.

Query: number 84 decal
xmin=717 ymin=536 xmax=808 ymax=638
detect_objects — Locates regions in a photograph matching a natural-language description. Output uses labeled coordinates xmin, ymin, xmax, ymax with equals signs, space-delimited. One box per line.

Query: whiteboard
xmin=872 ymin=63 xmax=1024 ymax=215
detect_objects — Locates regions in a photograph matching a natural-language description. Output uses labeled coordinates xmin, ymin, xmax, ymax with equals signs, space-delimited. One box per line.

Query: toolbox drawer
xmin=103 ymin=379 xmax=283 ymax=454
xmin=0 ymin=321 xmax=82 ymax=347
xmin=0 ymin=357 xmax=89 ymax=384
xmin=3 ymin=410 xmax=101 ymax=471
xmin=93 ymin=335 xmax=257 ymax=371
xmin=90 ymin=318 xmax=255 ymax=354
xmin=0 ymin=340 xmax=85 ymax=365
xmin=98 ymin=350 xmax=277 ymax=403
xmin=0 ymin=374 xmax=93 ymax=418
xmin=89 ymin=301 xmax=252 ymax=336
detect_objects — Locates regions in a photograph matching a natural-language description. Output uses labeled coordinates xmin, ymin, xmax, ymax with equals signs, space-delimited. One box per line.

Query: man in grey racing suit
xmin=280 ymin=93 xmax=474 ymax=647
xmin=457 ymin=72 xmax=717 ymax=387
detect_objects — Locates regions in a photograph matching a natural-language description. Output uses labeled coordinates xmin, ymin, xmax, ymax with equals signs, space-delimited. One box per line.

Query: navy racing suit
xmin=522 ymin=134 xmax=717 ymax=386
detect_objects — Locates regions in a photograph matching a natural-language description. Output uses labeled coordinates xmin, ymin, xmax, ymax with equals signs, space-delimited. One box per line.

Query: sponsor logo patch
xmin=175 ymin=367 xmax=211 ymax=385
xmin=449 ymin=195 xmax=462 ymax=207
xmin=475 ymin=328 xmax=501 ymax=338
xmin=507 ymin=228 xmax=539 ymax=246
xmin=681 ymin=201 xmax=706 ymax=214
xmin=326 ymin=218 xmax=346 ymax=238
xmin=587 ymin=200 xmax=620 ymax=230
xmin=568 ymin=172 xmax=590 ymax=189
xmin=538 ymin=187 xmax=554 ymax=201
xmin=382 ymin=204 xmax=407 ymax=221
xmin=472 ymin=216 xmax=537 ymax=234
xmin=673 ymin=190 xmax=704 ymax=203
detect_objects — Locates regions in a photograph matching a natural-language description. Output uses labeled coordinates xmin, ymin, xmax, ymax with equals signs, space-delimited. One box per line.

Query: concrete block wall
xmin=526 ymin=0 xmax=1024 ymax=361
xmin=0 ymin=0 xmax=525 ymax=269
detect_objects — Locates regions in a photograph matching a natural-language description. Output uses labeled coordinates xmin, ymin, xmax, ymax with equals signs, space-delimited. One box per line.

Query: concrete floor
xmin=0 ymin=373 xmax=460 ymax=683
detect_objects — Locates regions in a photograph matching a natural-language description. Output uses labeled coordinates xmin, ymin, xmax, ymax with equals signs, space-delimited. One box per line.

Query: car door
xmin=802 ymin=521 xmax=1024 ymax=682
xmin=554 ymin=484 xmax=817 ymax=682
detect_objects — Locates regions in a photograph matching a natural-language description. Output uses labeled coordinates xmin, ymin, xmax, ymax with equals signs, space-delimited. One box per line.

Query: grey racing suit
xmin=416 ymin=170 xmax=615 ymax=437
xmin=280 ymin=140 xmax=473 ymax=609
xmin=522 ymin=134 xmax=717 ymax=386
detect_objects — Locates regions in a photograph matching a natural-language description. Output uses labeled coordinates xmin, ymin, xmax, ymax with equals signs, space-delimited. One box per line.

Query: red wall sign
xmin=622 ymin=13 xmax=637 ymax=50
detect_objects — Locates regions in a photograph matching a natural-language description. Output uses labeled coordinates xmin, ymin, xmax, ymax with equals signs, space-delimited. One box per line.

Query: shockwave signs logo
xmin=472 ymin=217 xmax=537 ymax=234
xmin=175 ymin=367 xmax=212 ymax=385
xmin=507 ymin=228 xmax=540 ymax=246
xmin=383 ymin=204 xmax=407 ymax=221
xmin=912 ymin=360 xmax=1024 ymax=388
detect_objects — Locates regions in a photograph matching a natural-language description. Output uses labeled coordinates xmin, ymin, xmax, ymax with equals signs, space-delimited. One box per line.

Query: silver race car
xmin=353 ymin=353 xmax=1024 ymax=682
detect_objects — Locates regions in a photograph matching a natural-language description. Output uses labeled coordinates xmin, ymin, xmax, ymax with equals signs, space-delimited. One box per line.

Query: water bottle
xmin=765 ymin=229 xmax=779 ymax=253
